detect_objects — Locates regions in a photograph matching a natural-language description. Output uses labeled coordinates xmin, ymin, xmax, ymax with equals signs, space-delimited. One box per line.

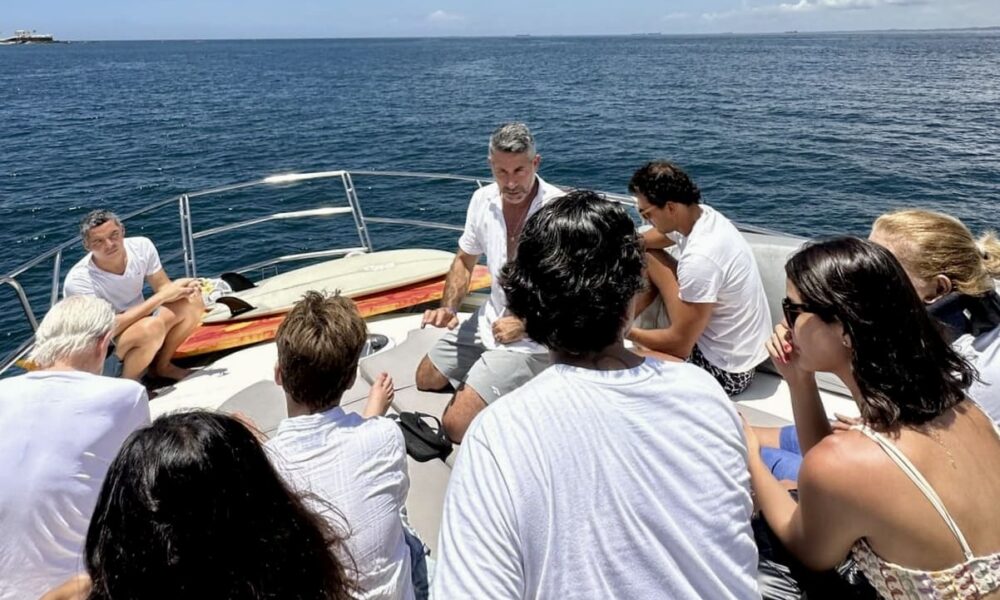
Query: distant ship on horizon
xmin=0 ymin=29 xmax=58 ymax=45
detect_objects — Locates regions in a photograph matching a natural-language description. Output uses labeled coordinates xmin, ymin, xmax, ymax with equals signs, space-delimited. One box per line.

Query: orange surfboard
xmin=175 ymin=266 xmax=491 ymax=359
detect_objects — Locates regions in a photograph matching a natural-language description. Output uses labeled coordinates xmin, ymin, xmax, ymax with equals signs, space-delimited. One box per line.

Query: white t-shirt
xmin=668 ymin=205 xmax=772 ymax=372
xmin=434 ymin=358 xmax=760 ymax=600
xmin=458 ymin=176 xmax=563 ymax=353
xmin=0 ymin=370 xmax=149 ymax=600
xmin=266 ymin=408 xmax=414 ymax=600
xmin=63 ymin=236 xmax=163 ymax=312
xmin=954 ymin=325 xmax=1000 ymax=424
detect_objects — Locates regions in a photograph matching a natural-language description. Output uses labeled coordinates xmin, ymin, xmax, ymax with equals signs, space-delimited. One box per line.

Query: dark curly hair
xmin=85 ymin=411 xmax=356 ymax=600
xmin=786 ymin=237 xmax=975 ymax=431
xmin=627 ymin=161 xmax=701 ymax=207
xmin=500 ymin=190 xmax=645 ymax=356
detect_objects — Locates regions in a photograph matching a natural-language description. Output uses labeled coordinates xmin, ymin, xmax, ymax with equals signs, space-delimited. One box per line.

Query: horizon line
xmin=9 ymin=24 xmax=1000 ymax=43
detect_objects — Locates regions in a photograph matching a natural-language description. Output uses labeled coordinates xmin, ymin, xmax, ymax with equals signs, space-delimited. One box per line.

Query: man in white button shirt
xmin=627 ymin=161 xmax=772 ymax=395
xmin=415 ymin=123 xmax=562 ymax=443
xmin=63 ymin=210 xmax=203 ymax=381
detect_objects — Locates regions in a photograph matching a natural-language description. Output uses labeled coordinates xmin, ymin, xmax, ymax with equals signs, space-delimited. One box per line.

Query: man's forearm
xmin=441 ymin=257 xmax=473 ymax=311
xmin=641 ymin=228 xmax=676 ymax=251
xmin=628 ymin=325 xmax=694 ymax=359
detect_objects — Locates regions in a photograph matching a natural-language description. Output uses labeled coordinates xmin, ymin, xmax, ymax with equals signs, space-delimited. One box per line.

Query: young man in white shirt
xmin=627 ymin=161 xmax=772 ymax=395
xmin=63 ymin=209 xmax=203 ymax=381
xmin=414 ymin=123 xmax=562 ymax=443
xmin=0 ymin=296 xmax=150 ymax=600
xmin=434 ymin=190 xmax=759 ymax=600
xmin=265 ymin=291 xmax=419 ymax=600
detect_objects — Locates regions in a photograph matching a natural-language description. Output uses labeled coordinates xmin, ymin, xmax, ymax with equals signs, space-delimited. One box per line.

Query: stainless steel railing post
xmin=342 ymin=172 xmax=374 ymax=252
xmin=49 ymin=249 xmax=63 ymax=308
xmin=178 ymin=194 xmax=198 ymax=277
xmin=1 ymin=277 xmax=39 ymax=332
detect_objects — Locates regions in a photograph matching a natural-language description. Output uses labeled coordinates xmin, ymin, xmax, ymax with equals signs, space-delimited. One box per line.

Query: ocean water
xmin=1 ymin=33 xmax=998 ymax=359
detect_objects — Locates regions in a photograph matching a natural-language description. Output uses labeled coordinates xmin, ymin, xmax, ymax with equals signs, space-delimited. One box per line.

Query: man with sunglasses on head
xmin=628 ymin=160 xmax=771 ymax=395
xmin=63 ymin=209 xmax=204 ymax=381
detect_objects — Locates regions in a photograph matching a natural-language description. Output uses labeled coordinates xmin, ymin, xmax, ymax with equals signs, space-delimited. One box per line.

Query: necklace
xmin=918 ymin=424 xmax=957 ymax=470
xmin=505 ymin=201 xmax=532 ymax=256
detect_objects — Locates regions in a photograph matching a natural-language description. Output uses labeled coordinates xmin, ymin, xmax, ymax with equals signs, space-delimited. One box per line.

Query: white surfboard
xmin=202 ymin=248 xmax=455 ymax=323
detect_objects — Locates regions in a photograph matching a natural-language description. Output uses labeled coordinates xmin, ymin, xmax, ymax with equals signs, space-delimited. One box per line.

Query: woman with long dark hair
xmin=757 ymin=210 xmax=1000 ymax=478
xmin=47 ymin=411 xmax=355 ymax=600
xmin=746 ymin=237 xmax=1000 ymax=599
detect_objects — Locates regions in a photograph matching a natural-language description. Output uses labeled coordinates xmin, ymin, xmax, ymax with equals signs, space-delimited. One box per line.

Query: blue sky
xmin=4 ymin=0 xmax=996 ymax=40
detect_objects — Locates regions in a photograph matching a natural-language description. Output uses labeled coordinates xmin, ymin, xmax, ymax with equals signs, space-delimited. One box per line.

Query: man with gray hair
xmin=63 ymin=209 xmax=203 ymax=381
xmin=0 ymin=296 xmax=150 ymax=600
xmin=415 ymin=122 xmax=562 ymax=443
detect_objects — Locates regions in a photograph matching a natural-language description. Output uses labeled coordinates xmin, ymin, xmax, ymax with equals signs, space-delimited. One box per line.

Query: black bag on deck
xmin=392 ymin=411 xmax=453 ymax=463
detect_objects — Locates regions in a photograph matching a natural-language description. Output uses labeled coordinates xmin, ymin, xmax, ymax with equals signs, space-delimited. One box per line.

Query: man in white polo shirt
xmin=627 ymin=161 xmax=771 ymax=395
xmin=414 ymin=123 xmax=562 ymax=443
xmin=64 ymin=209 xmax=203 ymax=381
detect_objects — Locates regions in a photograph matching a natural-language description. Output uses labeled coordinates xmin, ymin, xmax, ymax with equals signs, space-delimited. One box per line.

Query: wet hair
xmin=501 ymin=190 xmax=644 ymax=355
xmin=85 ymin=411 xmax=355 ymax=600
xmin=628 ymin=161 xmax=701 ymax=207
xmin=488 ymin=122 xmax=536 ymax=157
xmin=28 ymin=296 xmax=115 ymax=368
xmin=276 ymin=291 xmax=368 ymax=412
xmin=79 ymin=209 xmax=122 ymax=245
xmin=786 ymin=237 xmax=975 ymax=430
xmin=872 ymin=209 xmax=1000 ymax=297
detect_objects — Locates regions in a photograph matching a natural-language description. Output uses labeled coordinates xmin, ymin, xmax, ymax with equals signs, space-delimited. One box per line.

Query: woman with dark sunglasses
xmin=745 ymin=237 xmax=1000 ymax=600
xmin=758 ymin=210 xmax=1000 ymax=477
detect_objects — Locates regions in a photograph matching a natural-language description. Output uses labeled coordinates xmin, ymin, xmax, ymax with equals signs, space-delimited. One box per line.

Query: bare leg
xmin=441 ymin=384 xmax=487 ymax=444
xmin=645 ymin=249 xmax=683 ymax=323
xmin=152 ymin=294 xmax=204 ymax=381
xmin=115 ymin=317 xmax=167 ymax=380
xmin=632 ymin=278 xmax=660 ymax=318
xmin=628 ymin=250 xmax=692 ymax=356
xmin=415 ymin=354 xmax=453 ymax=392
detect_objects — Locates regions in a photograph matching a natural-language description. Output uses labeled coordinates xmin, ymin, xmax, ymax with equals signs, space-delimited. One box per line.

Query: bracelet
xmin=443 ymin=307 xmax=458 ymax=316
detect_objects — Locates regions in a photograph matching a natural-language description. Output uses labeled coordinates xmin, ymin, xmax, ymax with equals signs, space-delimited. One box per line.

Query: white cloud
xmin=777 ymin=0 xmax=923 ymax=11
xmin=661 ymin=11 xmax=691 ymax=21
xmin=426 ymin=10 xmax=463 ymax=23
xmin=704 ymin=0 xmax=925 ymax=20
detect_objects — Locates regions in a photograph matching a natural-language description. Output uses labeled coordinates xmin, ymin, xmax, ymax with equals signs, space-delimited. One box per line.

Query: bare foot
xmin=151 ymin=362 xmax=193 ymax=381
xmin=363 ymin=372 xmax=395 ymax=418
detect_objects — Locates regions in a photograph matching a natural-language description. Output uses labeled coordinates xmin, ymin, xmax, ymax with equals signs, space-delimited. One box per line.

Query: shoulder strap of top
xmin=850 ymin=423 xmax=975 ymax=560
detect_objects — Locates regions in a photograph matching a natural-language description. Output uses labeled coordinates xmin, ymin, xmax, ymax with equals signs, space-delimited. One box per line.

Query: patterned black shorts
xmin=688 ymin=345 xmax=755 ymax=396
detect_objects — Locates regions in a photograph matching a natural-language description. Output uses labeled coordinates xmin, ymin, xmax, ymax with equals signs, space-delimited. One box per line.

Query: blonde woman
xmin=870 ymin=210 xmax=1000 ymax=421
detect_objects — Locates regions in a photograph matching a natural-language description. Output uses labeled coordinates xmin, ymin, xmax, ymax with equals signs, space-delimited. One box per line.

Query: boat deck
xmin=150 ymin=312 xmax=859 ymax=558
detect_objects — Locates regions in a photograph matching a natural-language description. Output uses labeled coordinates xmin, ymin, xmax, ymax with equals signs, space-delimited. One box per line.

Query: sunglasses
xmin=781 ymin=297 xmax=828 ymax=327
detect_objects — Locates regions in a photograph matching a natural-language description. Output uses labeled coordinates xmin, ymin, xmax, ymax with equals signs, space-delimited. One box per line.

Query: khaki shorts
xmin=427 ymin=316 xmax=549 ymax=404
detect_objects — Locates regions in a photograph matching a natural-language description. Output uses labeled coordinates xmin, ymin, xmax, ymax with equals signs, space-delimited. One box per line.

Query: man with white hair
xmin=0 ymin=296 xmax=150 ymax=600
xmin=415 ymin=122 xmax=563 ymax=443
xmin=64 ymin=209 xmax=203 ymax=381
